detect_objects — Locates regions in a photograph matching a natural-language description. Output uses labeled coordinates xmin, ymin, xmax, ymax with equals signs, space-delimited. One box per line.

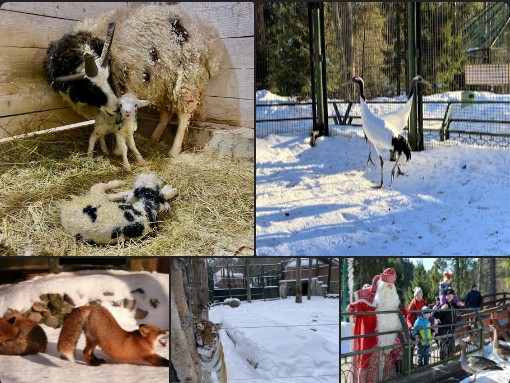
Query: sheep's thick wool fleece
xmin=60 ymin=188 xmax=154 ymax=245
xmin=374 ymin=280 xmax=402 ymax=348
xmin=74 ymin=5 xmax=223 ymax=114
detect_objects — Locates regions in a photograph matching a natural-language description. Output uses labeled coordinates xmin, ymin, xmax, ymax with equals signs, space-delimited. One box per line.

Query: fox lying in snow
xmin=57 ymin=305 xmax=169 ymax=366
xmin=0 ymin=316 xmax=48 ymax=355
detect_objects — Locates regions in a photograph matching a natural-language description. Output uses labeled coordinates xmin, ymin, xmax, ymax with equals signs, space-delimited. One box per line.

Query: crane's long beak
xmin=341 ymin=80 xmax=352 ymax=87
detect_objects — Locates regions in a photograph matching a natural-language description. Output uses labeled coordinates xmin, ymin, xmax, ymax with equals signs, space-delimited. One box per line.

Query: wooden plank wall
xmin=0 ymin=2 xmax=254 ymax=139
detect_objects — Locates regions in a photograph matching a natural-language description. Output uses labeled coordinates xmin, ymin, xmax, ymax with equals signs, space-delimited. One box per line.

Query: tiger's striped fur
xmin=194 ymin=318 xmax=227 ymax=383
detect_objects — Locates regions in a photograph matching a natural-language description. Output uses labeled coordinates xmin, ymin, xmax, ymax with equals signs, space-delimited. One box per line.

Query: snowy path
xmin=209 ymin=297 xmax=339 ymax=383
xmin=256 ymin=133 xmax=510 ymax=256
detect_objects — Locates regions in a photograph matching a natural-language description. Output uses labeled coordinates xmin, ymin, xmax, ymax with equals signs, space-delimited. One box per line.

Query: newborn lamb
xmin=61 ymin=172 xmax=177 ymax=244
xmin=88 ymin=92 xmax=150 ymax=171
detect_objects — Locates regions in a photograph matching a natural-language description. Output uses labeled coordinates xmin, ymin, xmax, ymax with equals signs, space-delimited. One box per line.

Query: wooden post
xmin=407 ymin=2 xmax=418 ymax=151
xmin=296 ymin=258 xmax=303 ymax=303
xmin=307 ymin=257 xmax=312 ymax=300
xmin=308 ymin=2 xmax=329 ymax=146
xmin=246 ymin=258 xmax=252 ymax=303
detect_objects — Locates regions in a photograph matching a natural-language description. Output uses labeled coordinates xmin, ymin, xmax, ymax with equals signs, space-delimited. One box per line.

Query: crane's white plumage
xmin=381 ymin=75 xmax=427 ymax=133
xmin=352 ymin=76 xmax=413 ymax=188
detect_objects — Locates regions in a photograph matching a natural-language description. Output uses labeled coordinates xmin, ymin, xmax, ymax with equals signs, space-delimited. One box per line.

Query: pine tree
xmin=405 ymin=261 xmax=433 ymax=306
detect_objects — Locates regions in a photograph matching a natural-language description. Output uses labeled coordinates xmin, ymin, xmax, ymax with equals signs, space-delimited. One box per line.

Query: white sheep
xmin=46 ymin=4 xmax=223 ymax=158
xmin=60 ymin=172 xmax=178 ymax=245
xmin=89 ymin=92 xmax=150 ymax=171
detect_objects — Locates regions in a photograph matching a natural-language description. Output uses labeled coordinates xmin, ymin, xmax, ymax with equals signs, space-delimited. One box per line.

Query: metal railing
xmin=340 ymin=308 xmax=484 ymax=383
xmin=256 ymin=99 xmax=510 ymax=149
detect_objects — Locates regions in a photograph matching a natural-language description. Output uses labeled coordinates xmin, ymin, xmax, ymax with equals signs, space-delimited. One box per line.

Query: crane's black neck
xmin=408 ymin=78 xmax=423 ymax=100
xmin=354 ymin=78 xmax=366 ymax=101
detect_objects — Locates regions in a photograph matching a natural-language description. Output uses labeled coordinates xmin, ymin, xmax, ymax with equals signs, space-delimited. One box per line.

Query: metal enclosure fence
xmin=208 ymin=259 xmax=340 ymax=301
xmin=256 ymin=2 xmax=510 ymax=149
xmin=340 ymin=308 xmax=484 ymax=383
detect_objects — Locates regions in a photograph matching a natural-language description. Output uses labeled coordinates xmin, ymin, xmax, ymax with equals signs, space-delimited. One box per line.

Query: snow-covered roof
xmin=285 ymin=258 xmax=335 ymax=269
xmin=214 ymin=268 xmax=244 ymax=283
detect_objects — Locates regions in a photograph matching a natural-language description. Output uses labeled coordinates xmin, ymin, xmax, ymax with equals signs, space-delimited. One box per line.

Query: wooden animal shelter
xmin=0 ymin=2 xmax=254 ymax=155
xmin=0 ymin=2 xmax=254 ymax=256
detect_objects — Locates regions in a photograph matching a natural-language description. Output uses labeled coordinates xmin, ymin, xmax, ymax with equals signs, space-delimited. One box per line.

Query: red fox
xmin=57 ymin=305 xmax=169 ymax=366
xmin=0 ymin=316 xmax=48 ymax=355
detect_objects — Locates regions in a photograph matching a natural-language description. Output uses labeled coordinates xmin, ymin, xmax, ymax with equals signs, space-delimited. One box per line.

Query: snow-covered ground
xmin=256 ymin=90 xmax=510 ymax=256
xmin=209 ymin=296 xmax=339 ymax=383
xmin=340 ymin=321 xmax=510 ymax=383
xmin=341 ymin=321 xmax=351 ymax=355
xmin=0 ymin=270 xmax=169 ymax=383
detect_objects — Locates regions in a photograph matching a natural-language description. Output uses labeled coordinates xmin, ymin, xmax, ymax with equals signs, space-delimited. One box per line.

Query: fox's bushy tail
xmin=57 ymin=306 xmax=91 ymax=362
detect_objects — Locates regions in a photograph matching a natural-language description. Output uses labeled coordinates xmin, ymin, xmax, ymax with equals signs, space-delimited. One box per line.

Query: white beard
xmin=374 ymin=280 xmax=402 ymax=349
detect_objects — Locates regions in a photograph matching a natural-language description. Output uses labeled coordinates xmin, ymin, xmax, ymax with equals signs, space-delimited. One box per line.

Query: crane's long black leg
xmin=373 ymin=155 xmax=384 ymax=188
xmin=367 ymin=143 xmax=375 ymax=166
xmin=391 ymin=154 xmax=405 ymax=182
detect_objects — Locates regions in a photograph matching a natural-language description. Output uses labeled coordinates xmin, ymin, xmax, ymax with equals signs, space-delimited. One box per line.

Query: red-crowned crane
xmin=352 ymin=75 xmax=413 ymax=188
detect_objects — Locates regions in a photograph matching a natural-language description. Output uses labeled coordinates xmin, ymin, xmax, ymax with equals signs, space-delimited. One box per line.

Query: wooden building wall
xmin=0 ymin=2 xmax=253 ymax=139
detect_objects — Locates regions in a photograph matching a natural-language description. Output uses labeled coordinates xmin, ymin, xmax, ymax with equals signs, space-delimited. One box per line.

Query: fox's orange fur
xmin=0 ymin=316 xmax=48 ymax=355
xmin=57 ymin=305 xmax=169 ymax=366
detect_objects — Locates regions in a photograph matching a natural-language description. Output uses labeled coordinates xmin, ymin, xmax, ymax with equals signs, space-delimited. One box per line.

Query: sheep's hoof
xmin=135 ymin=156 xmax=148 ymax=166
xmin=169 ymin=149 xmax=181 ymax=158
xmin=87 ymin=152 xmax=94 ymax=158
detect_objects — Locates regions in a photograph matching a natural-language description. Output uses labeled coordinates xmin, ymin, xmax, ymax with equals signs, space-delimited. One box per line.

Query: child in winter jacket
xmin=411 ymin=306 xmax=436 ymax=367
xmin=439 ymin=272 xmax=464 ymax=307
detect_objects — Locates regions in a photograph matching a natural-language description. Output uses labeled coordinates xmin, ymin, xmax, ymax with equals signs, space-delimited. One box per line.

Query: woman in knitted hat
xmin=406 ymin=286 xmax=428 ymax=329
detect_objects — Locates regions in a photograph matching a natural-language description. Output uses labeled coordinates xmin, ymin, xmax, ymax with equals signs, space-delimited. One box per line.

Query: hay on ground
xmin=0 ymin=129 xmax=254 ymax=256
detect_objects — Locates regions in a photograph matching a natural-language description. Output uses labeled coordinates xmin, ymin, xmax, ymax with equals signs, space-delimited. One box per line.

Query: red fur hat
xmin=370 ymin=268 xmax=397 ymax=294
xmin=381 ymin=268 xmax=397 ymax=284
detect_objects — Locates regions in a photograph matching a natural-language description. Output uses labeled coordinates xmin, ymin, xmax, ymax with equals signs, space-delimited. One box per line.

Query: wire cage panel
xmin=256 ymin=2 xmax=510 ymax=149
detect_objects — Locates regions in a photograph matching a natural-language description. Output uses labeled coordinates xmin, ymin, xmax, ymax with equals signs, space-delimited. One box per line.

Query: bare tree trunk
xmin=296 ymin=258 xmax=302 ymax=303
xmin=455 ymin=258 xmax=460 ymax=294
xmin=477 ymin=258 xmax=483 ymax=293
xmin=170 ymin=259 xmax=203 ymax=382
xmin=340 ymin=2 xmax=355 ymax=99
xmin=307 ymin=257 xmax=312 ymax=300
xmin=256 ymin=3 xmax=267 ymax=89
xmin=190 ymin=259 xmax=209 ymax=319
xmin=246 ymin=258 xmax=252 ymax=303
xmin=489 ymin=257 xmax=496 ymax=297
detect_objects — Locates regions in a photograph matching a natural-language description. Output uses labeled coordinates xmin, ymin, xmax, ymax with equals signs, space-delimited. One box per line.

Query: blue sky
xmin=411 ymin=257 xmax=436 ymax=271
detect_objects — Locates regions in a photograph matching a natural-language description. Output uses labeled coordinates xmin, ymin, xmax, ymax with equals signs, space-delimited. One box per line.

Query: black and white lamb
xmin=90 ymin=92 xmax=150 ymax=171
xmin=60 ymin=172 xmax=178 ymax=245
xmin=44 ymin=4 xmax=223 ymax=157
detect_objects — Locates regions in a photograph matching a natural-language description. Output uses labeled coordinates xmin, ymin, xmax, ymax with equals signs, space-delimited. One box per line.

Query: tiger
xmin=193 ymin=318 xmax=227 ymax=383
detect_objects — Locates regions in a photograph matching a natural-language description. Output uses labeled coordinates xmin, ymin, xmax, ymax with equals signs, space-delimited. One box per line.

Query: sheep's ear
xmin=138 ymin=100 xmax=150 ymax=108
